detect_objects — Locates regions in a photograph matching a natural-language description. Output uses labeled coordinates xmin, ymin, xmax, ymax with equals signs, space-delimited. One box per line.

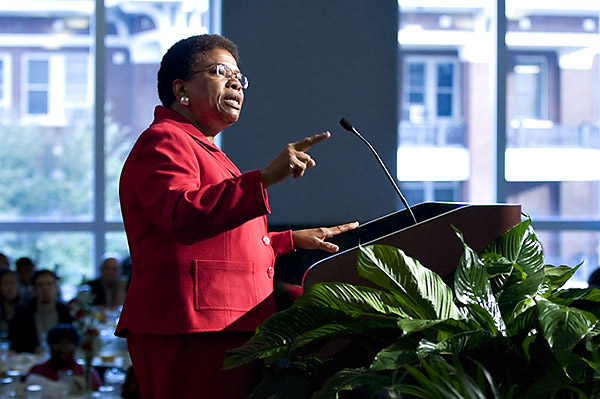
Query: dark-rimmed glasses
xmin=193 ymin=64 xmax=249 ymax=89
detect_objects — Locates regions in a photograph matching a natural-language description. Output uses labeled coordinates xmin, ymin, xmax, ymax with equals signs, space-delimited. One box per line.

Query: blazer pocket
xmin=192 ymin=260 xmax=258 ymax=312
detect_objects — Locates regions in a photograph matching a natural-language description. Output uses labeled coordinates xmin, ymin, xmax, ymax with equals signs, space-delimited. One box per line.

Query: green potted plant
xmin=224 ymin=219 xmax=600 ymax=398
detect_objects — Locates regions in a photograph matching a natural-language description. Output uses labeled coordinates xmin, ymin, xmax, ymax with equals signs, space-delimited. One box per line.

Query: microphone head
xmin=339 ymin=118 xmax=354 ymax=132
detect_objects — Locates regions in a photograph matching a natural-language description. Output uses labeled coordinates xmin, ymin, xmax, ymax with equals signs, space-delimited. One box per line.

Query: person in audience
xmin=27 ymin=323 xmax=102 ymax=391
xmin=9 ymin=269 xmax=73 ymax=353
xmin=0 ymin=269 xmax=19 ymax=338
xmin=0 ymin=253 xmax=9 ymax=270
xmin=589 ymin=267 xmax=600 ymax=289
xmin=15 ymin=257 xmax=36 ymax=305
xmin=87 ymin=256 xmax=126 ymax=308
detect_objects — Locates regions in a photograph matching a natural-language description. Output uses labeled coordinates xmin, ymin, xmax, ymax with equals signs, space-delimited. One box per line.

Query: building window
xmin=65 ymin=55 xmax=91 ymax=109
xmin=402 ymin=56 xmax=460 ymax=123
xmin=22 ymin=53 xmax=91 ymax=125
xmin=512 ymin=55 xmax=548 ymax=121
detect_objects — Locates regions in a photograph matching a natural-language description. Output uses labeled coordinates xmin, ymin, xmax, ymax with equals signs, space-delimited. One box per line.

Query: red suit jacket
xmin=116 ymin=106 xmax=294 ymax=336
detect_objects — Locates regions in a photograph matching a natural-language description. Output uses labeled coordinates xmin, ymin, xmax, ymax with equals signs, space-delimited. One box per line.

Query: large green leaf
xmin=223 ymin=305 xmax=348 ymax=370
xmin=397 ymin=318 xmax=480 ymax=343
xmin=313 ymin=367 xmax=392 ymax=399
xmin=370 ymin=336 xmax=422 ymax=371
xmin=536 ymin=298 xmax=597 ymax=364
xmin=453 ymin=228 xmax=505 ymax=334
xmin=395 ymin=355 xmax=502 ymax=399
xmin=483 ymin=219 xmax=546 ymax=318
xmin=290 ymin=318 xmax=400 ymax=355
xmin=548 ymin=288 xmax=600 ymax=321
xmin=356 ymin=244 xmax=461 ymax=320
xmin=415 ymin=329 xmax=499 ymax=357
xmin=295 ymin=282 xmax=410 ymax=318
xmin=544 ymin=263 xmax=583 ymax=293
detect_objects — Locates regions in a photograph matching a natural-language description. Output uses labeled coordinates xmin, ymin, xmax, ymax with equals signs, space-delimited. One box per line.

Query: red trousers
xmin=127 ymin=331 xmax=258 ymax=399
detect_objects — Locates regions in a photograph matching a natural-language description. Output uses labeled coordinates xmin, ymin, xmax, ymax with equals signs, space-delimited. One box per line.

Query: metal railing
xmin=507 ymin=122 xmax=600 ymax=148
xmin=398 ymin=121 xmax=467 ymax=146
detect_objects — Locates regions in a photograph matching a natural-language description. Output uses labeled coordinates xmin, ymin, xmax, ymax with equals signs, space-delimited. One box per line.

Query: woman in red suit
xmin=116 ymin=34 xmax=357 ymax=399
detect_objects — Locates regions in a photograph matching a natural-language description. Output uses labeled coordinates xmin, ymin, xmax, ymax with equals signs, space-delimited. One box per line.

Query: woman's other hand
xmin=292 ymin=221 xmax=359 ymax=253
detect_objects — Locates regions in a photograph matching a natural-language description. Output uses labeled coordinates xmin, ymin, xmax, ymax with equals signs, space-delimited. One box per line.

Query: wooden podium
xmin=275 ymin=202 xmax=522 ymax=290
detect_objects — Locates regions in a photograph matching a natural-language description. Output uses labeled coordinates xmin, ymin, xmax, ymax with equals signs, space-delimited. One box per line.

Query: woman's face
xmin=175 ymin=48 xmax=245 ymax=137
xmin=0 ymin=273 xmax=17 ymax=301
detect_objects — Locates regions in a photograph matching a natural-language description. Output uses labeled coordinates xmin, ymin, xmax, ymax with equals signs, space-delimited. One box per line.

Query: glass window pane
xmin=505 ymin=7 xmax=600 ymax=219
xmin=0 ymin=12 xmax=93 ymax=221
xmin=0 ymin=0 xmax=216 ymax=288
xmin=27 ymin=91 xmax=48 ymax=114
xmin=437 ymin=63 xmax=453 ymax=88
xmin=28 ymin=60 xmax=49 ymax=84
xmin=104 ymin=1 xmax=213 ymax=221
xmin=65 ymin=56 xmax=89 ymax=103
xmin=436 ymin=93 xmax=452 ymax=117
xmin=409 ymin=92 xmax=424 ymax=104
xmin=0 ymin=121 xmax=93 ymax=220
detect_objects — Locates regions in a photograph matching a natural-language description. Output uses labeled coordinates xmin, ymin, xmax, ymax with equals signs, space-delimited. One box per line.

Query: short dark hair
xmin=15 ymin=257 xmax=34 ymax=270
xmin=157 ymin=34 xmax=240 ymax=107
xmin=47 ymin=323 xmax=80 ymax=346
xmin=31 ymin=269 xmax=57 ymax=286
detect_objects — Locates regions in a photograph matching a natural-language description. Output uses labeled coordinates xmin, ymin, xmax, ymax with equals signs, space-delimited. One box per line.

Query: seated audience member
xmin=589 ymin=267 xmax=600 ymax=289
xmin=0 ymin=269 xmax=19 ymax=337
xmin=9 ymin=270 xmax=73 ymax=353
xmin=16 ymin=257 xmax=36 ymax=305
xmin=0 ymin=253 xmax=9 ymax=270
xmin=27 ymin=324 xmax=102 ymax=392
xmin=88 ymin=257 xmax=126 ymax=308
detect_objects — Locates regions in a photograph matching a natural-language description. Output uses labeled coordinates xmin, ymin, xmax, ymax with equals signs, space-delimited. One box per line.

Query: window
xmin=402 ymin=57 xmax=460 ymax=123
xmin=512 ymin=56 xmax=548 ymax=121
xmin=0 ymin=1 xmax=217 ymax=299
xmin=21 ymin=53 xmax=91 ymax=125
xmin=65 ymin=54 xmax=92 ymax=110
xmin=398 ymin=2 xmax=600 ymax=286
xmin=25 ymin=58 xmax=50 ymax=116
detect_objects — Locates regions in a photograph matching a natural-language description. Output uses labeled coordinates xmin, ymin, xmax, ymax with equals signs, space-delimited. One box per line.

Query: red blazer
xmin=116 ymin=106 xmax=294 ymax=336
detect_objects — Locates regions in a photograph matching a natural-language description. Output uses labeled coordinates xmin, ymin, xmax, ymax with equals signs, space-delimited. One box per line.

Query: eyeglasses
xmin=193 ymin=64 xmax=249 ymax=89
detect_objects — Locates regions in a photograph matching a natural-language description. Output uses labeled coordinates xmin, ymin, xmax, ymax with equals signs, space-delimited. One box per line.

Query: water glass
xmin=57 ymin=369 xmax=74 ymax=395
xmin=103 ymin=367 xmax=126 ymax=392
xmin=25 ymin=385 xmax=42 ymax=399
xmin=0 ymin=377 xmax=12 ymax=399
xmin=5 ymin=371 xmax=20 ymax=398
xmin=98 ymin=385 xmax=115 ymax=399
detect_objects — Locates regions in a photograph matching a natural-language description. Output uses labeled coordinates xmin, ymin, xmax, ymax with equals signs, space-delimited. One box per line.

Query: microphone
xmin=339 ymin=118 xmax=417 ymax=225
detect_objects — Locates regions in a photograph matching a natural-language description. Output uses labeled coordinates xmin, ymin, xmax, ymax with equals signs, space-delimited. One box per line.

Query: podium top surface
xmin=274 ymin=202 xmax=522 ymax=287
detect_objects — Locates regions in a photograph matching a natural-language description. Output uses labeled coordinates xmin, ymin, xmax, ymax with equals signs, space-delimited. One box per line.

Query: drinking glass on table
xmin=98 ymin=385 xmax=115 ymax=399
xmin=57 ymin=369 xmax=74 ymax=396
xmin=0 ymin=377 xmax=12 ymax=399
xmin=25 ymin=384 xmax=42 ymax=399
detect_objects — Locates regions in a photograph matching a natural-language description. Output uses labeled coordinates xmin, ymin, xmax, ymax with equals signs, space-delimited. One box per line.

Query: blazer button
xmin=266 ymin=266 xmax=275 ymax=279
xmin=262 ymin=236 xmax=271 ymax=246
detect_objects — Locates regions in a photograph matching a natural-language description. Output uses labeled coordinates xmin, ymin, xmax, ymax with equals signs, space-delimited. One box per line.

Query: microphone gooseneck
xmin=339 ymin=118 xmax=417 ymax=225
